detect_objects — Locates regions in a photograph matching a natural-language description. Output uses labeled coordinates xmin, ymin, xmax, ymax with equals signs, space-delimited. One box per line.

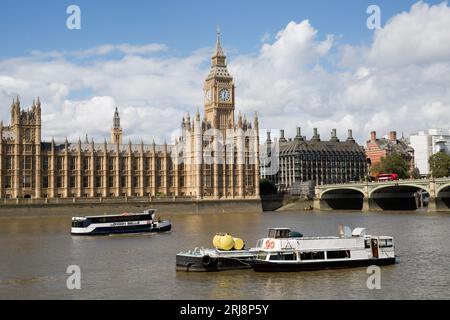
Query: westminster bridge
xmin=314 ymin=178 xmax=450 ymax=212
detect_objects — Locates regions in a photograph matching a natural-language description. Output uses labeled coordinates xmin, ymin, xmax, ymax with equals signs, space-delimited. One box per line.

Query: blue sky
xmin=1 ymin=1 xmax=449 ymax=144
xmin=0 ymin=0 xmax=444 ymax=58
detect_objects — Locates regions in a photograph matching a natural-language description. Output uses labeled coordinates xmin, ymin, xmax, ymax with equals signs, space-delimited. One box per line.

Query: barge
xmin=176 ymin=247 xmax=257 ymax=272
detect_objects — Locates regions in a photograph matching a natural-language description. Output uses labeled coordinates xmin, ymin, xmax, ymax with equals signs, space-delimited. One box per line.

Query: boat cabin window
xmin=299 ymin=251 xmax=325 ymax=261
xmin=268 ymin=229 xmax=291 ymax=239
xmin=90 ymin=214 xmax=151 ymax=224
xmin=71 ymin=219 xmax=88 ymax=228
xmin=269 ymin=252 xmax=297 ymax=261
xmin=365 ymin=240 xmax=371 ymax=248
xmin=257 ymin=252 xmax=268 ymax=260
xmin=379 ymin=239 xmax=393 ymax=248
xmin=326 ymin=250 xmax=351 ymax=259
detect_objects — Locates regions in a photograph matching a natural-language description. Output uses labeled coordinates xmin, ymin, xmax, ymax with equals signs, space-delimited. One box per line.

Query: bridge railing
xmin=318 ymin=177 xmax=450 ymax=188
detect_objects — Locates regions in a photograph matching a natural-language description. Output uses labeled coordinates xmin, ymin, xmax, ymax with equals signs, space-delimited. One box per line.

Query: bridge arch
xmin=369 ymin=183 xmax=430 ymax=198
xmin=436 ymin=183 xmax=450 ymax=195
xmin=320 ymin=187 xmax=365 ymax=199
xmin=435 ymin=184 xmax=450 ymax=210
xmin=320 ymin=187 xmax=365 ymax=210
xmin=369 ymin=184 xmax=429 ymax=210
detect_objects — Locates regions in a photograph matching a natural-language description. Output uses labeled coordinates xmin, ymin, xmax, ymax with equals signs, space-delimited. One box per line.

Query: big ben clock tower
xmin=203 ymin=28 xmax=235 ymax=136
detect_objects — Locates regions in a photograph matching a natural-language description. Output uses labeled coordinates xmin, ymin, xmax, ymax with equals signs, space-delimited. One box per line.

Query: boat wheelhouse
xmin=71 ymin=209 xmax=171 ymax=235
xmin=252 ymin=227 xmax=395 ymax=272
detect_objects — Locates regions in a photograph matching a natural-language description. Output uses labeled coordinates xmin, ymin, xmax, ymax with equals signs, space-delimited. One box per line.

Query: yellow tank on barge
xmin=212 ymin=233 xmax=245 ymax=251
xmin=176 ymin=233 xmax=255 ymax=271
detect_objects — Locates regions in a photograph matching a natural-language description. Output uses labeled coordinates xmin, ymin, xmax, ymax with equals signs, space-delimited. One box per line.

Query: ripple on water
xmin=0 ymin=210 xmax=449 ymax=299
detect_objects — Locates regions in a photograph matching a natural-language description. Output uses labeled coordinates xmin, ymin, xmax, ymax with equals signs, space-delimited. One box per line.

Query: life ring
xmin=202 ymin=255 xmax=216 ymax=266
xmin=265 ymin=239 xmax=275 ymax=249
xmin=202 ymin=255 xmax=212 ymax=266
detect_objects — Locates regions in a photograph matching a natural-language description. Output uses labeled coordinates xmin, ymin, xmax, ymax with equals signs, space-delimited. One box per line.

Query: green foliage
xmin=371 ymin=152 xmax=409 ymax=179
xmin=411 ymin=167 xmax=421 ymax=179
xmin=429 ymin=152 xmax=450 ymax=178
xmin=260 ymin=178 xmax=277 ymax=195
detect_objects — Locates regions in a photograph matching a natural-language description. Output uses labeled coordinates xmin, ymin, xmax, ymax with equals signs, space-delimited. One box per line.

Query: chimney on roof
xmin=371 ymin=131 xmax=377 ymax=142
xmin=294 ymin=127 xmax=303 ymax=141
xmin=347 ymin=129 xmax=355 ymax=143
xmin=389 ymin=131 xmax=397 ymax=142
xmin=312 ymin=128 xmax=320 ymax=141
xmin=330 ymin=128 xmax=339 ymax=142
xmin=279 ymin=129 xmax=287 ymax=142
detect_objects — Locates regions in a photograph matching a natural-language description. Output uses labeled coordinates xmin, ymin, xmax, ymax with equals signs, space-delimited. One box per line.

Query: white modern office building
xmin=409 ymin=129 xmax=450 ymax=175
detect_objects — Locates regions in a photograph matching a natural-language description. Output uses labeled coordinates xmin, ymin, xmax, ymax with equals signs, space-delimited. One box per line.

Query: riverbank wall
xmin=0 ymin=197 xmax=263 ymax=217
xmin=0 ymin=195 xmax=317 ymax=217
xmin=260 ymin=195 xmax=313 ymax=211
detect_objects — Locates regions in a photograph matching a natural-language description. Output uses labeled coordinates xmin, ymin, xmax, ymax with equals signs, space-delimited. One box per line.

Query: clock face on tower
xmin=219 ymin=88 xmax=230 ymax=102
xmin=205 ymin=89 xmax=211 ymax=101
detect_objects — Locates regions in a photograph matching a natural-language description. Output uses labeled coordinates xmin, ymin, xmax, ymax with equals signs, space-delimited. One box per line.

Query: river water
xmin=0 ymin=210 xmax=449 ymax=300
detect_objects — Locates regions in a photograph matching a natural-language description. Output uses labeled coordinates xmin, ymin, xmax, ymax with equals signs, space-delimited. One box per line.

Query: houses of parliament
xmin=0 ymin=32 xmax=260 ymax=200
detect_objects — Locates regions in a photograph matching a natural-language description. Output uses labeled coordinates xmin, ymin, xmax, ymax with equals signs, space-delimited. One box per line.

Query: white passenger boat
xmin=71 ymin=209 xmax=171 ymax=235
xmin=252 ymin=227 xmax=395 ymax=272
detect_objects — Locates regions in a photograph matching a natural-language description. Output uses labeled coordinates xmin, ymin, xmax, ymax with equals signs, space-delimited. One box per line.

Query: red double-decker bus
xmin=376 ymin=173 xmax=399 ymax=181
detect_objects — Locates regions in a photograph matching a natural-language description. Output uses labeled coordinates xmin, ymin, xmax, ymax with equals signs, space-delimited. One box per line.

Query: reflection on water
xmin=0 ymin=211 xmax=449 ymax=299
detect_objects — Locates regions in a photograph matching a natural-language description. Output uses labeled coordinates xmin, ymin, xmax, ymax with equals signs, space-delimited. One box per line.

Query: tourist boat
xmin=252 ymin=227 xmax=396 ymax=272
xmin=71 ymin=209 xmax=171 ymax=235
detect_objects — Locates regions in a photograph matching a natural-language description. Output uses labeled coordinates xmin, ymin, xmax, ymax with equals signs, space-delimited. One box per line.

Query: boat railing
xmin=297 ymin=236 xmax=342 ymax=240
xmin=265 ymin=236 xmax=341 ymax=241
xmin=181 ymin=247 xmax=204 ymax=256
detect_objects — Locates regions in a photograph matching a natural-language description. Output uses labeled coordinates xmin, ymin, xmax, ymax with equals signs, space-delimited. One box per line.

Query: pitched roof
xmin=278 ymin=139 xmax=365 ymax=156
xmin=371 ymin=138 xmax=413 ymax=155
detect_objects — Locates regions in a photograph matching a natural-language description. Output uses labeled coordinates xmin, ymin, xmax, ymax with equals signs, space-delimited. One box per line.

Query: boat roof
xmin=258 ymin=235 xmax=393 ymax=241
xmin=72 ymin=209 xmax=157 ymax=220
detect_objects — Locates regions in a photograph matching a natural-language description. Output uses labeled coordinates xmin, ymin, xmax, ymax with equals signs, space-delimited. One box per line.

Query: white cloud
xmin=232 ymin=2 xmax=450 ymax=143
xmin=73 ymin=43 xmax=168 ymax=57
xmin=368 ymin=1 xmax=450 ymax=67
xmin=260 ymin=32 xmax=271 ymax=43
xmin=259 ymin=20 xmax=333 ymax=74
xmin=44 ymin=96 xmax=117 ymax=140
xmin=0 ymin=48 xmax=209 ymax=143
xmin=1 ymin=1 xmax=450 ymax=147
xmin=30 ymin=43 xmax=168 ymax=59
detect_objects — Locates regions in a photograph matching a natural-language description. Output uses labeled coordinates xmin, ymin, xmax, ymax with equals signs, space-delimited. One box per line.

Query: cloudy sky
xmin=0 ymin=0 xmax=449 ymax=145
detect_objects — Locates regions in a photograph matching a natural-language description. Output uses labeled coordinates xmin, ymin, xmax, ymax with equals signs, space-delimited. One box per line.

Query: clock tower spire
xmin=204 ymin=28 xmax=235 ymax=136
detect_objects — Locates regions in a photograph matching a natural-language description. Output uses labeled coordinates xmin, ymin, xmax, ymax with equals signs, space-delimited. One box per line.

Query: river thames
xmin=0 ymin=210 xmax=449 ymax=299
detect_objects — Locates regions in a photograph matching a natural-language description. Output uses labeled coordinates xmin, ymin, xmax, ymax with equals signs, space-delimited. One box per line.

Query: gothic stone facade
xmin=0 ymin=32 xmax=260 ymax=200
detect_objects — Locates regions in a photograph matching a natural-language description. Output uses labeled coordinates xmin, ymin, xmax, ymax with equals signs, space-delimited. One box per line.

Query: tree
xmin=411 ymin=167 xmax=421 ymax=179
xmin=429 ymin=152 xmax=450 ymax=178
xmin=259 ymin=179 xmax=277 ymax=195
xmin=370 ymin=152 xmax=409 ymax=179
